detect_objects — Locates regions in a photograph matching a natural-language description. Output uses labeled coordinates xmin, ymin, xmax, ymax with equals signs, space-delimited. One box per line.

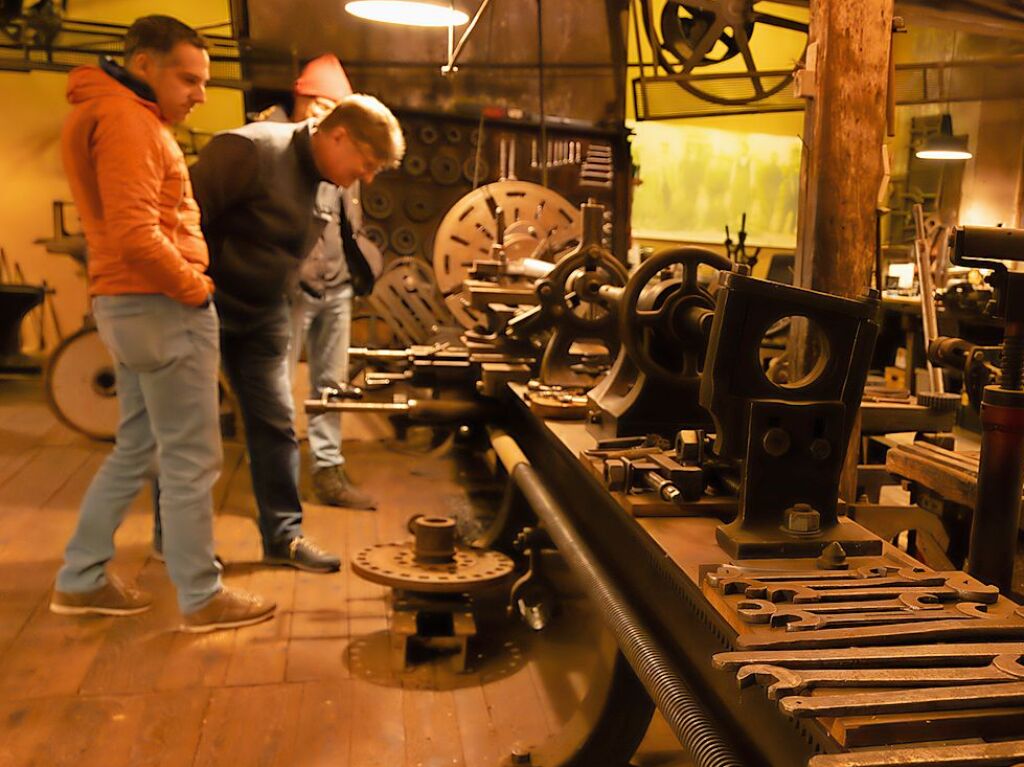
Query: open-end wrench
xmin=784 ymin=579 xmax=999 ymax=605
xmin=705 ymin=564 xmax=894 ymax=589
xmin=782 ymin=601 xmax=991 ymax=632
xmin=807 ymin=739 xmax=1024 ymax=766
xmin=720 ymin=569 xmax=943 ymax=598
xmin=735 ymin=654 xmax=1024 ymax=699
xmin=780 ymin=678 xmax=1024 ymax=718
xmin=735 ymin=594 xmax=942 ymax=625
xmin=714 ymin=642 xmax=1024 ymax=671
xmin=736 ymin=617 xmax=1024 ymax=650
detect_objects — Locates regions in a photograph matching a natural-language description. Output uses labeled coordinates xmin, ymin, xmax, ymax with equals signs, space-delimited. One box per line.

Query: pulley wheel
xmin=418 ymin=124 xmax=439 ymax=145
xmin=430 ymin=153 xmax=462 ymax=186
xmin=536 ymin=242 xmax=629 ymax=334
xmin=364 ymin=188 xmax=394 ymax=220
xmin=363 ymin=224 xmax=388 ymax=250
xmin=402 ymin=153 xmax=427 ymax=177
xmin=619 ymin=247 xmax=732 ymax=385
xmin=44 ymin=325 xmax=119 ymax=441
xmin=404 ymin=194 xmax=436 ymax=223
xmin=444 ymin=125 xmax=463 ymax=144
xmin=390 ymin=227 xmax=420 ymax=256
xmin=462 ymin=156 xmax=489 ymax=184
xmin=352 ymin=541 xmax=514 ymax=593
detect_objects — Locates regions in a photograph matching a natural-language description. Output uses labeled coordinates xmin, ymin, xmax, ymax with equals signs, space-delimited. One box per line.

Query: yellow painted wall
xmin=0 ymin=1 xmax=243 ymax=353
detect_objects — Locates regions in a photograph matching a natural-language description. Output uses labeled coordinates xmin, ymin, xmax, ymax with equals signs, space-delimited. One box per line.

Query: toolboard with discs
xmin=361 ymin=109 xmax=630 ymax=286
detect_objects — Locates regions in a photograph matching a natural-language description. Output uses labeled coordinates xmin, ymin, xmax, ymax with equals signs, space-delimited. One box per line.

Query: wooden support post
xmin=793 ymin=0 xmax=894 ymax=503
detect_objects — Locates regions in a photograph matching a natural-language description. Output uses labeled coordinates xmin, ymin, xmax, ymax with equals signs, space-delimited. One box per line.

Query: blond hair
xmin=317 ymin=94 xmax=405 ymax=170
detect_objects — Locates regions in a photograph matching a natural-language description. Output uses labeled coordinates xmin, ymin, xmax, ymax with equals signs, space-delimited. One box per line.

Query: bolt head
xmin=762 ymin=427 xmax=791 ymax=457
xmin=809 ymin=438 xmax=832 ymax=461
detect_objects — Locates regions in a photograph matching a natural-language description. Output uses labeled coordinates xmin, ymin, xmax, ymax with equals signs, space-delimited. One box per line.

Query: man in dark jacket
xmin=190 ymin=96 xmax=404 ymax=572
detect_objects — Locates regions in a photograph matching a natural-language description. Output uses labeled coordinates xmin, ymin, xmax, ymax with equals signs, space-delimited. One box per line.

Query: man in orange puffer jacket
xmin=51 ymin=15 xmax=273 ymax=633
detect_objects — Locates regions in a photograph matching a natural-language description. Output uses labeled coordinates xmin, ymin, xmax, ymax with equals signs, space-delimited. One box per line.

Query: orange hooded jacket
xmin=61 ymin=64 xmax=212 ymax=306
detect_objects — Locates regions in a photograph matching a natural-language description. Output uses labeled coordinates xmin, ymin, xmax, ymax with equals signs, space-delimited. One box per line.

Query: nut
xmin=604 ymin=459 xmax=627 ymax=491
xmin=784 ymin=503 xmax=821 ymax=534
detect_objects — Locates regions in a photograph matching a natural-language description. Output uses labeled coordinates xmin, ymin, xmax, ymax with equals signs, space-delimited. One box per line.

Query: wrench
xmin=720 ymin=569 xmax=943 ymax=598
xmin=782 ymin=601 xmax=991 ymax=632
xmin=735 ymin=654 xmax=1024 ymax=699
xmin=736 ymin=617 xmax=1024 ymax=650
xmin=714 ymin=643 xmax=1024 ymax=671
xmin=808 ymin=739 xmax=1024 ymax=766
xmin=735 ymin=594 xmax=942 ymax=626
xmin=785 ymin=581 xmax=998 ymax=605
xmin=706 ymin=564 xmax=894 ymax=589
xmin=780 ymin=678 xmax=1024 ymax=718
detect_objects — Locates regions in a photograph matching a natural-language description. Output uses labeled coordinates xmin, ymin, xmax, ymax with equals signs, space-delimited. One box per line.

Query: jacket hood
xmin=67 ymin=58 xmax=161 ymax=119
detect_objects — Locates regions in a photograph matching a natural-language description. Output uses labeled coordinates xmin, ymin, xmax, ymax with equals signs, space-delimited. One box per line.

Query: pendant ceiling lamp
xmin=344 ymin=0 xmax=469 ymax=27
xmin=916 ymin=113 xmax=973 ymax=161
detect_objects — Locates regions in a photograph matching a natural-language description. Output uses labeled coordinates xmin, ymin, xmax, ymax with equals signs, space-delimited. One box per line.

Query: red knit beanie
xmin=293 ymin=54 xmax=352 ymax=101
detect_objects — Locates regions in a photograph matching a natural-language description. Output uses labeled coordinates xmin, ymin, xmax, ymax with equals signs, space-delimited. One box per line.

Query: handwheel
xmin=643 ymin=0 xmax=808 ymax=106
xmin=536 ymin=243 xmax=629 ymax=334
xmin=619 ymin=247 xmax=732 ymax=385
xmin=44 ymin=324 xmax=118 ymax=441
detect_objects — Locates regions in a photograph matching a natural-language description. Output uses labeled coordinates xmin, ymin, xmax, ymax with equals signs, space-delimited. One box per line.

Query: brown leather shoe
xmin=312 ymin=466 xmax=377 ymax=510
xmin=50 ymin=574 xmax=152 ymax=617
xmin=181 ymin=587 xmax=276 ymax=633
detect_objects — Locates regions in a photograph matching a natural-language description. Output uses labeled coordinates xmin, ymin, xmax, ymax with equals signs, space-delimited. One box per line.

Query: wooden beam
xmin=795 ymin=0 xmax=894 ymax=301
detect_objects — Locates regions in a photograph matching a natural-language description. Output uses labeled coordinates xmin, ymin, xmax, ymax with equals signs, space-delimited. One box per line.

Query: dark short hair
xmin=124 ymin=15 xmax=208 ymax=61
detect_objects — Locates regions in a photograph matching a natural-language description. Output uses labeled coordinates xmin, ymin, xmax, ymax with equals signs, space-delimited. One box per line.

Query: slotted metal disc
xmin=352 ymin=542 xmax=515 ymax=593
xmin=44 ymin=326 xmax=119 ymax=441
xmin=432 ymin=180 xmax=580 ymax=306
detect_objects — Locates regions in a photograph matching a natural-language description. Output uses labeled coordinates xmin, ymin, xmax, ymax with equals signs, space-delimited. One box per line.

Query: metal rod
xmin=441 ymin=0 xmax=495 ymax=75
xmin=913 ymin=204 xmax=944 ymax=394
xmin=536 ymin=0 xmax=547 ymax=187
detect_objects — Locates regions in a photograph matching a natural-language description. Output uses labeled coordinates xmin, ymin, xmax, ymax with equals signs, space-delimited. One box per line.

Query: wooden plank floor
xmin=0 ymin=378 xmax=689 ymax=767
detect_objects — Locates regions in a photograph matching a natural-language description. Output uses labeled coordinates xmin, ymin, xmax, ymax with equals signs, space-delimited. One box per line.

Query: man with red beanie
xmin=259 ymin=53 xmax=382 ymax=510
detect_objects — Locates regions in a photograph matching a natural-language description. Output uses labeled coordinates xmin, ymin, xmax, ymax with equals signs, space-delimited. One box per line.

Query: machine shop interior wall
xmin=0 ymin=0 xmax=244 ymax=353
xmin=627 ymin=2 xmax=1024 ymax=261
xmin=242 ymin=0 xmax=627 ymax=125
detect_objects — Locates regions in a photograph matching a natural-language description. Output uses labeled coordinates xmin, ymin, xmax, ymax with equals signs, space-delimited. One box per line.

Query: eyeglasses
xmin=348 ymin=134 xmax=385 ymax=177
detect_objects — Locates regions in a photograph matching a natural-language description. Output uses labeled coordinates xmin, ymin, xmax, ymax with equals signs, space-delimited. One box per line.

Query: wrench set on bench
xmin=703 ymin=561 xmax=1024 ymax=756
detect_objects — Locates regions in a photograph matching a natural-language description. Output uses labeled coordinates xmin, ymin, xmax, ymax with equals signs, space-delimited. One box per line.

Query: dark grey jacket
xmin=190 ymin=120 xmax=379 ymax=318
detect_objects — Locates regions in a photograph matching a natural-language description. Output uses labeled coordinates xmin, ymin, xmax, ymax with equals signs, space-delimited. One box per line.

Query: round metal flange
xmin=432 ymin=180 xmax=580 ymax=329
xmin=352 ymin=542 xmax=515 ymax=593
xmin=44 ymin=326 xmax=119 ymax=441
xmin=444 ymin=125 xmax=463 ymax=144
xmin=402 ymin=153 xmax=427 ymax=177
xmin=430 ymin=153 xmax=462 ymax=186
xmin=462 ymin=156 xmax=489 ymax=184
xmin=404 ymin=193 xmax=436 ymax=223
xmin=364 ymin=188 xmax=395 ymax=220
xmin=390 ymin=226 xmax=420 ymax=256
xmin=419 ymin=124 xmax=439 ymax=145
xmin=363 ymin=223 xmax=388 ymax=250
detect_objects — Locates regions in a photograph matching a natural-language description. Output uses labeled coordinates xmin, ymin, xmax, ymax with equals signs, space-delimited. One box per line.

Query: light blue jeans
xmin=289 ymin=284 xmax=353 ymax=470
xmin=56 ymin=294 xmax=222 ymax=613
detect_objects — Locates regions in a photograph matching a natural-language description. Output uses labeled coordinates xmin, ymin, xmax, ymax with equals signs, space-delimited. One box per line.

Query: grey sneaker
xmin=312 ymin=466 xmax=377 ymax=510
xmin=181 ymin=587 xmax=275 ymax=633
xmin=264 ymin=536 xmax=341 ymax=573
xmin=50 ymin=574 xmax=152 ymax=617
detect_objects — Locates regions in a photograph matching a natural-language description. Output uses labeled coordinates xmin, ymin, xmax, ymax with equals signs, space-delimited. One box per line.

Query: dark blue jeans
xmin=218 ymin=298 xmax=303 ymax=549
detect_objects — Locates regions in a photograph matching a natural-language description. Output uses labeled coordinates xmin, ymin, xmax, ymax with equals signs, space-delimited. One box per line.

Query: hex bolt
xmin=809 ymin=438 xmax=832 ymax=461
xmin=784 ymin=503 xmax=821 ymax=534
xmin=762 ymin=427 xmax=791 ymax=457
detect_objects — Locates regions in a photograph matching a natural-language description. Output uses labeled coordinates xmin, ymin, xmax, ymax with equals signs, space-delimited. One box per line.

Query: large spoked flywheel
xmin=644 ymin=0 xmax=809 ymax=106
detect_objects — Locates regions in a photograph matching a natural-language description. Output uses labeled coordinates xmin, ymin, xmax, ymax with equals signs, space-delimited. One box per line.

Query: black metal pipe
xmin=509 ymin=461 xmax=744 ymax=767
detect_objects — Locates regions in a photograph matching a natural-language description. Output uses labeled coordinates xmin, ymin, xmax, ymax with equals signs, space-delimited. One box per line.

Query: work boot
xmin=50 ymin=574 xmax=152 ymax=617
xmin=264 ymin=536 xmax=342 ymax=573
xmin=312 ymin=465 xmax=377 ymax=510
xmin=181 ymin=587 xmax=276 ymax=633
